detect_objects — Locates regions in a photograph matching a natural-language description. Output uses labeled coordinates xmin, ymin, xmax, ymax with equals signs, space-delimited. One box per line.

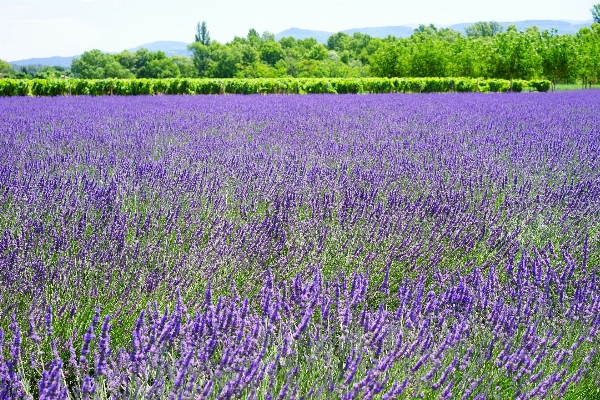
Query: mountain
xmin=448 ymin=20 xmax=593 ymax=35
xmin=276 ymin=20 xmax=593 ymax=42
xmin=275 ymin=26 xmax=415 ymax=43
xmin=275 ymin=28 xmax=333 ymax=43
xmin=127 ymin=41 xmax=191 ymax=57
xmin=10 ymin=56 xmax=76 ymax=69
xmin=343 ymin=26 xmax=415 ymax=38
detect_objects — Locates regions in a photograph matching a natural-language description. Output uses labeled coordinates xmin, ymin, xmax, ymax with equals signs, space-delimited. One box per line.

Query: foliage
xmin=0 ymin=60 xmax=15 ymax=78
xmin=539 ymin=30 xmax=577 ymax=88
xmin=464 ymin=21 xmax=504 ymax=38
xmin=195 ymin=20 xmax=211 ymax=46
xmin=592 ymin=4 xmax=600 ymax=24
xmin=575 ymin=23 xmax=600 ymax=87
xmin=8 ymin=21 xmax=600 ymax=85
xmin=0 ymin=77 xmax=553 ymax=97
xmin=71 ymin=50 xmax=134 ymax=79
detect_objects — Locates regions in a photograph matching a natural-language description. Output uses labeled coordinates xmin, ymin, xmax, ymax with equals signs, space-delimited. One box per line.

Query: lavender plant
xmin=0 ymin=92 xmax=599 ymax=398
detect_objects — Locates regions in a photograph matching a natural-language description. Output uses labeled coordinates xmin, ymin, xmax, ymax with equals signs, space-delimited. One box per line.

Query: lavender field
xmin=1 ymin=92 xmax=600 ymax=399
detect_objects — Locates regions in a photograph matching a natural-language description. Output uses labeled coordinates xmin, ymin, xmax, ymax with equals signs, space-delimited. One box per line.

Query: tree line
xmin=2 ymin=6 xmax=599 ymax=87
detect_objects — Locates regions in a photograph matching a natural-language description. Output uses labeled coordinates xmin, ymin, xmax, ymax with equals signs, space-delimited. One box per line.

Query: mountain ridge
xmin=276 ymin=19 xmax=593 ymax=42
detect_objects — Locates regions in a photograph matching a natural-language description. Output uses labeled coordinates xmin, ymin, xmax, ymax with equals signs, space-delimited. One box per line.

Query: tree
xmin=104 ymin=60 xmax=135 ymax=78
xmin=307 ymin=44 xmax=329 ymax=61
xmin=262 ymin=31 xmax=276 ymax=42
xmin=171 ymin=56 xmax=197 ymax=77
xmin=188 ymin=42 xmax=212 ymax=77
xmin=414 ymin=24 xmax=438 ymax=35
xmin=407 ymin=39 xmax=448 ymax=77
xmin=132 ymin=50 xmax=179 ymax=78
xmin=0 ymin=60 xmax=15 ymax=78
xmin=447 ymin=36 xmax=486 ymax=77
xmin=370 ymin=41 xmax=408 ymax=77
xmin=260 ymin=41 xmax=284 ymax=65
xmin=235 ymin=43 xmax=260 ymax=65
xmin=35 ymin=66 xmax=66 ymax=79
xmin=143 ymin=58 xmax=180 ymax=78
xmin=592 ymin=4 xmax=600 ymax=24
xmin=465 ymin=21 xmax=504 ymax=38
xmin=327 ymin=32 xmax=351 ymax=52
xmin=487 ymin=25 xmax=542 ymax=80
xmin=247 ymin=29 xmax=262 ymax=48
xmin=209 ymin=43 xmax=242 ymax=78
xmin=236 ymin=61 xmax=286 ymax=78
xmin=575 ymin=24 xmax=600 ymax=86
xmin=115 ymin=51 xmax=138 ymax=74
xmin=539 ymin=30 xmax=577 ymax=88
xmin=195 ymin=21 xmax=211 ymax=46
xmin=71 ymin=50 xmax=133 ymax=78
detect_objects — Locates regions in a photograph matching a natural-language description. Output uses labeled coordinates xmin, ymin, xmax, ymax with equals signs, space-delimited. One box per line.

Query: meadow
xmin=0 ymin=92 xmax=599 ymax=399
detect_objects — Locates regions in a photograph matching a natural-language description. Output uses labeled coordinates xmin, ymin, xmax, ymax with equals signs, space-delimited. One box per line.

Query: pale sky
xmin=0 ymin=0 xmax=595 ymax=61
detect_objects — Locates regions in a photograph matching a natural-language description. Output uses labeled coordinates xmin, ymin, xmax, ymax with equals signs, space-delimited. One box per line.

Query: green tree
xmin=369 ymin=40 xmax=407 ymax=77
xmin=0 ymin=60 xmax=15 ymax=78
xmin=539 ymin=30 xmax=577 ymax=88
xmin=436 ymin=28 xmax=462 ymax=42
xmin=247 ymin=29 xmax=262 ymax=48
xmin=127 ymin=49 xmax=178 ymax=78
xmin=447 ymin=36 xmax=487 ymax=77
xmin=575 ymin=24 xmax=600 ymax=86
xmin=143 ymin=58 xmax=180 ymax=78
xmin=195 ymin=21 xmax=211 ymax=46
xmin=307 ymin=44 xmax=329 ymax=61
xmin=71 ymin=50 xmax=133 ymax=78
xmin=209 ymin=43 xmax=242 ymax=78
xmin=465 ymin=21 xmax=504 ymax=38
xmin=414 ymin=24 xmax=438 ymax=35
xmin=279 ymin=36 xmax=296 ymax=49
xmin=172 ymin=56 xmax=197 ymax=77
xmin=327 ymin=32 xmax=351 ymax=52
xmin=115 ymin=51 xmax=138 ymax=74
xmin=236 ymin=61 xmax=286 ymax=78
xmin=487 ymin=25 xmax=542 ymax=80
xmin=238 ymin=43 xmax=260 ymax=64
xmin=407 ymin=39 xmax=448 ymax=77
xmin=261 ymin=31 xmax=276 ymax=42
xmin=188 ymin=42 xmax=212 ymax=77
xmin=592 ymin=4 xmax=600 ymax=24
xmin=260 ymin=41 xmax=284 ymax=65
xmin=35 ymin=66 xmax=67 ymax=79
xmin=71 ymin=50 xmax=108 ymax=78
xmin=354 ymin=36 xmax=381 ymax=65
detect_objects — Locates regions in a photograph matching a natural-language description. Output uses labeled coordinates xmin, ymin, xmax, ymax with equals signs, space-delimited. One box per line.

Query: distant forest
xmin=2 ymin=14 xmax=600 ymax=87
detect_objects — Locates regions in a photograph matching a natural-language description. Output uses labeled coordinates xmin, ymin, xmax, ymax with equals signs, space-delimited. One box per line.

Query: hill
xmin=276 ymin=20 xmax=593 ymax=42
xmin=126 ymin=41 xmax=191 ymax=57
xmin=10 ymin=56 xmax=76 ymax=69
xmin=448 ymin=19 xmax=593 ymax=35
xmin=275 ymin=26 xmax=416 ymax=42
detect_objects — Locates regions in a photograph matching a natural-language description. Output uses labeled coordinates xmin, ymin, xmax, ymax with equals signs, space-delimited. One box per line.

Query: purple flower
xmin=95 ymin=315 xmax=111 ymax=376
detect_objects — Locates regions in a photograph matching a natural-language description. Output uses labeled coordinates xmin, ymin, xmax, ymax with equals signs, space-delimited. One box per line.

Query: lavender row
xmin=3 ymin=260 xmax=599 ymax=398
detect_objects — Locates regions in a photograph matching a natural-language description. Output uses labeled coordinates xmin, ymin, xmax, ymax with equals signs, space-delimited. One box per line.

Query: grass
xmin=553 ymin=84 xmax=600 ymax=91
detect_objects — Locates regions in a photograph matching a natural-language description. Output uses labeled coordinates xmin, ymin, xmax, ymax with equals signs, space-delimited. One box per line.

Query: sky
xmin=0 ymin=0 xmax=596 ymax=61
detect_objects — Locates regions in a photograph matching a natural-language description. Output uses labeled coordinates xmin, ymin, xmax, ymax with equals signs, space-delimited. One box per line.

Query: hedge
xmin=0 ymin=77 xmax=553 ymax=97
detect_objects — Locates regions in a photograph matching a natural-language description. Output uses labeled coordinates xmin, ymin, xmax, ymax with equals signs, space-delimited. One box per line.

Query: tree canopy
xmin=592 ymin=4 xmax=600 ymax=24
xmin=5 ymin=19 xmax=597 ymax=86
